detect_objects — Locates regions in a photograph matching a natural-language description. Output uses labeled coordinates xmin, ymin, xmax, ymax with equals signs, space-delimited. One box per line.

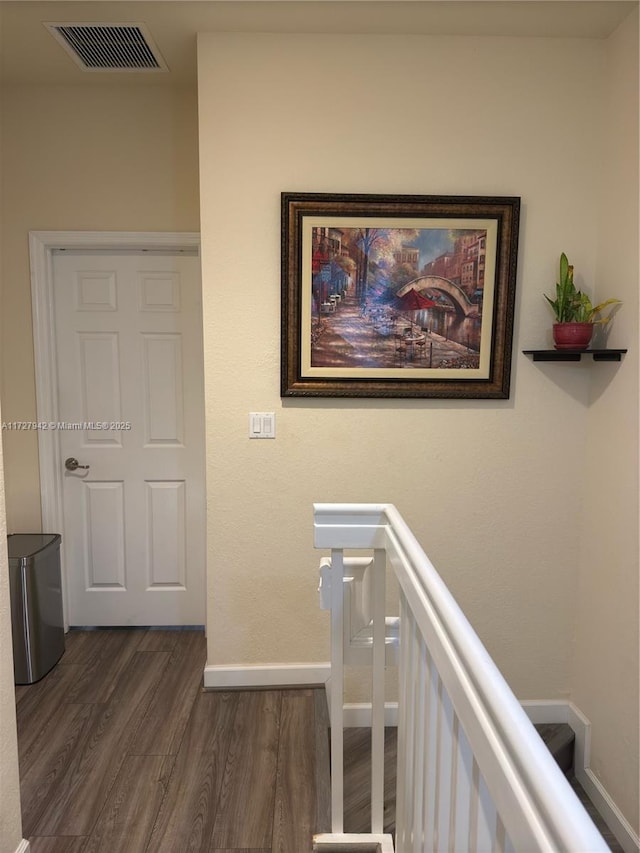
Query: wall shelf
xmin=523 ymin=349 xmax=627 ymax=363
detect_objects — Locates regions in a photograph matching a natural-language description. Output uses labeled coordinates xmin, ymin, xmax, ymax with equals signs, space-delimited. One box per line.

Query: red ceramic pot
xmin=553 ymin=322 xmax=593 ymax=351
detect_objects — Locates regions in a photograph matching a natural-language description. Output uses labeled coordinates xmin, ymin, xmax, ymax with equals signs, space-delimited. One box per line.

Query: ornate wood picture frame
xmin=281 ymin=192 xmax=520 ymax=399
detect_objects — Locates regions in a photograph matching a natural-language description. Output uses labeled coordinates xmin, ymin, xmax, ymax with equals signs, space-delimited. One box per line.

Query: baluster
xmin=448 ymin=714 xmax=460 ymax=846
xmin=371 ymin=548 xmax=386 ymax=833
xmin=469 ymin=758 xmax=480 ymax=853
xmin=406 ymin=607 xmax=419 ymax=851
xmin=412 ymin=631 xmax=427 ymax=852
xmin=425 ymin=661 xmax=439 ymax=850
xmin=436 ymin=685 xmax=455 ymax=850
xmin=395 ymin=595 xmax=410 ymax=853
xmin=451 ymin=716 xmax=474 ymax=851
xmin=330 ymin=548 xmax=345 ymax=832
xmin=476 ymin=770 xmax=498 ymax=851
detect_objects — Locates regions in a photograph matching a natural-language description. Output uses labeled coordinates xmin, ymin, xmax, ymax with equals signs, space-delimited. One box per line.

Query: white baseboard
xmin=521 ymin=699 xmax=639 ymax=853
xmin=342 ymin=702 xmax=398 ymax=728
xmin=15 ymin=841 xmax=30 ymax=853
xmin=314 ymin=833 xmax=394 ymax=852
xmin=203 ymin=662 xmax=330 ymax=690
xmin=576 ymin=768 xmax=640 ymax=853
xmin=520 ymin=698 xmax=572 ymax=725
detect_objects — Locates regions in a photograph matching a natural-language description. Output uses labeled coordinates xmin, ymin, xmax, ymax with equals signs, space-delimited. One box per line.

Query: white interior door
xmin=52 ymin=250 xmax=206 ymax=626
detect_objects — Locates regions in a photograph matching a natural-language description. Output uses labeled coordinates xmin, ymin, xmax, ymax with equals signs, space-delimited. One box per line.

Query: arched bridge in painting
xmin=397 ymin=276 xmax=480 ymax=318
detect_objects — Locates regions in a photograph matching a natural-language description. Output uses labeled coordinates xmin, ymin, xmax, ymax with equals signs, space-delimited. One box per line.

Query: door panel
xmin=142 ymin=334 xmax=184 ymax=444
xmin=83 ymin=480 xmax=126 ymax=588
xmin=53 ymin=251 xmax=205 ymax=625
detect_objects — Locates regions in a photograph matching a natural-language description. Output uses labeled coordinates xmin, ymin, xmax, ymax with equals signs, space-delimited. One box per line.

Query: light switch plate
xmin=249 ymin=412 xmax=275 ymax=438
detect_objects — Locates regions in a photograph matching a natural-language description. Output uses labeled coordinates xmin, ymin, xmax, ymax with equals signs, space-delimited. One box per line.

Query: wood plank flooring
xmin=343 ymin=728 xmax=397 ymax=834
xmin=16 ymin=629 xmax=330 ymax=853
xmin=17 ymin=629 xmax=624 ymax=852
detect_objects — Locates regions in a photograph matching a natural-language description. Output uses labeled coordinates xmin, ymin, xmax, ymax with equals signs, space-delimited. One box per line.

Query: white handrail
xmin=314 ymin=503 xmax=608 ymax=853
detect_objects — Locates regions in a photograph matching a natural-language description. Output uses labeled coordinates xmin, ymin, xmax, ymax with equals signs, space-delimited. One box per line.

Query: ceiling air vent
xmin=45 ymin=23 xmax=168 ymax=72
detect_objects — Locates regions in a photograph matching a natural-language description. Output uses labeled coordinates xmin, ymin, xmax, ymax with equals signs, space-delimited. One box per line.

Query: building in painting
xmin=423 ymin=231 xmax=487 ymax=298
xmin=311 ymin=227 xmax=345 ymax=272
xmin=393 ymin=245 xmax=420 ymax=270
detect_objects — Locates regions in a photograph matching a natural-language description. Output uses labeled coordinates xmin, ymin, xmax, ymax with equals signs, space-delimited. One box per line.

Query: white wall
xmin=197 ymin=28 xmax=637 ymax=831
xmin=573 ymin=8 xmax=639 ymax=831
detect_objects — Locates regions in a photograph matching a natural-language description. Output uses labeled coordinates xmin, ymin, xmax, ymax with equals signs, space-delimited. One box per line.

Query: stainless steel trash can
xmin=8 ymin=533 xmax=65 ymax=684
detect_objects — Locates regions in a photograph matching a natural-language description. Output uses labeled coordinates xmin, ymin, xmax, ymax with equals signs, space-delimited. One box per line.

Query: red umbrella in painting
xmin=394 ymin=288 xmax=437 ymax=311
xmin=394 ymin=288 xmax=437 ymax=330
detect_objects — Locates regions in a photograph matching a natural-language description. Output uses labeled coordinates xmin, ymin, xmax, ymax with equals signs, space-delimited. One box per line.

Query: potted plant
xmin=544 ymin=253 xmax=621 ymax=350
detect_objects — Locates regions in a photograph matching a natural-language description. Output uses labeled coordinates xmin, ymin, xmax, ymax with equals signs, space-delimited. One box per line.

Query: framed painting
xmin=281 ymin=192 xmax=520 ymax=399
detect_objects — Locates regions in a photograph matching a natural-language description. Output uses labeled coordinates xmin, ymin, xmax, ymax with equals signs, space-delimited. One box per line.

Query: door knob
xmin=65 ymin=457 xmax=90 ymax=471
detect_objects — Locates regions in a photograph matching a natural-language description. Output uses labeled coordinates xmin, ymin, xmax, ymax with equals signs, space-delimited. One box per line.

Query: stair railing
xmin=313 ymin=503 xmax=608 ymax=853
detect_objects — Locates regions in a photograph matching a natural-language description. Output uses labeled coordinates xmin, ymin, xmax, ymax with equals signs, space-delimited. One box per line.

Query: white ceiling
xmin=0 ymin=0 xmax=636 ymax=86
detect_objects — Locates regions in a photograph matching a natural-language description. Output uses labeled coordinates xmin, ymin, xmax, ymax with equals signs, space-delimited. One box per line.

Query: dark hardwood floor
xmin=343 ymin=728 xmax=397 ymax=834
xmin=15 ymin=629 xmax=330 ymax=853
xmin=16 ymin=629 xmax=624 ymax=852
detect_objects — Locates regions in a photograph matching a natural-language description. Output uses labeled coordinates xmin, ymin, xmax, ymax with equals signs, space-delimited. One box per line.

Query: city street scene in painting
xmin=310 ymin=226 xmax=487 ymax=370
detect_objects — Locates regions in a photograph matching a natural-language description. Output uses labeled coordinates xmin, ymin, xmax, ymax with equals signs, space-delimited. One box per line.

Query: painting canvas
xmin=281 ymin=193 xmax=520 ymax=398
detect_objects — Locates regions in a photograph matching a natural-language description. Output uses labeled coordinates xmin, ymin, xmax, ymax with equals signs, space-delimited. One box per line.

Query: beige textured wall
xmin=0 ymin=83 xmax=200 ymax=531
xmin=197 ymin=32 xmax=605 ymax=682
xmin=0 ymin=397 xmax=23 ymax=849
xmin=572 ymin=9 xmax=639 ymax=832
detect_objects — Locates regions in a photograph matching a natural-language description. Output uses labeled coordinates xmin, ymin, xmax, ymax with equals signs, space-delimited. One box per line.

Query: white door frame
xmin=29 ymin=230 xmax=201 ymax=626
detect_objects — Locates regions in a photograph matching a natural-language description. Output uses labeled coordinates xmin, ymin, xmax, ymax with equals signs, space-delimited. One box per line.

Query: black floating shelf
xmin=523 ymin=349 xmax=627 ymax=362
